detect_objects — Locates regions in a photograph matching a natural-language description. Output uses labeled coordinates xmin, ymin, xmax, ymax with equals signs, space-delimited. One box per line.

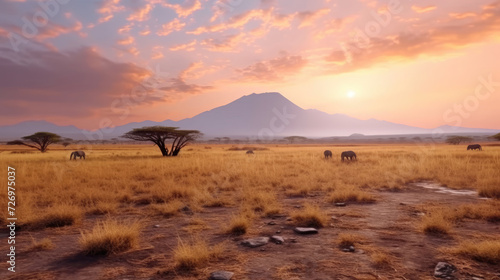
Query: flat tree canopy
xmin=122 ymin=126 xmax=202 ymax=156
xmin=7 ymin=132 xmax=61 ymax=152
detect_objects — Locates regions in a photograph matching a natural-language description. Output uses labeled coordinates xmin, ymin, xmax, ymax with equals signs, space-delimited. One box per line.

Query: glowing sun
xmin=347 ymin=91 xmax=356 ymax=98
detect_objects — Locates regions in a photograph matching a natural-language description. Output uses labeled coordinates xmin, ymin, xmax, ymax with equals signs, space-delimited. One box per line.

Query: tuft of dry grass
xmin=419 ymin=211 xmax=453 ymax=235
xmin=150 ymin=200 xmax=184 ymax=217
xmin=28 ymin=237 xmax=54 ymax=251
xmin=452 ymin=240 xmax=500 ymax=264
xmin=291 ymin=203 xmax=328 ymax=228
xmin=336 ymin=233 xmax=364 ymax=248
xmin=478 ymin=185 xmax=500 ymax=199
xmin=226 ymin=213 xmax=250 ymax=235
xmin=27 ymin=204 xmax=82 ymax=230
xmin=241 ymin=191 xmax=281 ymax=217
xmin=173 ymin=237 xmax=225 ymax=270
xmin=328 ymin=186 xmax=375 ymax=204
xmin=183 ymin=217 xmax=210 ymax=233
xmin=371 ymin=251 xmax=392 ymax=268
xmin=87 ymin=201 xmax=119 ymax=215
xmin=456 ymin=201 xmax=500 ymax=222
xmin=79 ymin=218 xmax=141 ymax=255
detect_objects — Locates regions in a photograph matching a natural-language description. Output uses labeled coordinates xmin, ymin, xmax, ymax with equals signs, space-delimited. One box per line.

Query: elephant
xmin=70 ymin=151 xmax=86 ymax=160
xmin=324 ymin=150 xmax=332 ymax=159
xmin=341 ymin=151 xmax=357 ymax=161
xmin=467 ymin=144 xmax=482 ymax=151
xmin=246 ymin=150 xmax=254 ymax=154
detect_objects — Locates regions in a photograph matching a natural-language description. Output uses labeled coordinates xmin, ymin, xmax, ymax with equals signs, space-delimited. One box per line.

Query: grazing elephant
xmin=246 ymin=150 xmax=254 ymax=154
xmin=70 ymin=151 xmax=86 ymax=160
xmin=467 ymin=144 xmax=482 ymax=151
xmin=341 ymin=151 xmax=357 ymax=161
xmin=324 ymin=150 xmax=332 ymax=159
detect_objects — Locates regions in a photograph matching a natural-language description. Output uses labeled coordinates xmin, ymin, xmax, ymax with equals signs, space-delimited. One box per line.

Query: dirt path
xmin=2 ymin=183 xmax=499 ymax=280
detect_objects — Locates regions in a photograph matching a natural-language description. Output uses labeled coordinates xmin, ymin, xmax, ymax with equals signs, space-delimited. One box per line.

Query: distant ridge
xmin=0 ymin=92 xmax=497 ymax=140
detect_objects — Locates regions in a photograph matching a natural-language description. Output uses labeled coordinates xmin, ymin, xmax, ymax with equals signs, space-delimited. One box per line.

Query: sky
xmin=0 ymin=0 xmax=499 ymax=130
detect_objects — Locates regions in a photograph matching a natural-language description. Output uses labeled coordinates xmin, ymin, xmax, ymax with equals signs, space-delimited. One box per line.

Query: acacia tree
xmin=122 ymin=126 xmax=202 ymax=156
xmin=7 ymin=132 xmax=61 ymax=152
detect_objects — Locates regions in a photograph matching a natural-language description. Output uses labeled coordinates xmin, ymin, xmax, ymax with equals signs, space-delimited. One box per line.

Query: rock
xmin=293 ymin=227 xmax=318 ymax=234
xmin=270 ymin=235 xmax=285 ymax=244
xmin=335 ymin=203 xmax=346 ymax=207
xmin=276 ymin=230 xmax=281 ymax=234
xmin=153 ymin=225 xmax=160 ymax=228
xmin=289 ymin=238 xmax=297 ymax=243
xmin=268 ymin=221 xmax=276 ymax=225
xmin=342 ymin=246 xmax=355 ymax=252
xmin=294 ymin=205 xmax=302 ymax=208
xmin=286 ymin=217 xmax=293 ymax=221
xmin=434 ymin=262 xmax=456 ymax=278
xmin=356 ymin=249 xmax=365 ymax=254
xmin=241 ymin=237 xmax=269 ymax=248
xmin=209 ymin=270 xmax=234 ymax=280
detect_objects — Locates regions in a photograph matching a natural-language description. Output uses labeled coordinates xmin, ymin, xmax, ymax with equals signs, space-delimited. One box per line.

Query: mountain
xmin=0 ymin=92 xmax=497 ymax=140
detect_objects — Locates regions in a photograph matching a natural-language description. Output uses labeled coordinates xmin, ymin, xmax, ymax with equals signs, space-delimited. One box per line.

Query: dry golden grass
xmin=172 ymin=237 xmax=225 ymax=270
xmin=455 ymin=200 xmax=500 ymax=222
xmin=291 ymin=203 xmax=328 ymax=228
xmin=149 ymin=200 xmax=184 ymax=217
xmin=79 ymin=218 xmax=141 ymax=255
xmin=183 ymin=217 xmax=210 ymax=233
xmin=336 ymin=233 xmax=365 ymax=248
xmin=25 ymin=204 xmax=82 ymax=230
xmin=1 ymin=144 xmax=498 ymax=228
xmin=328 ymin=185 xmax=376 ymax=203
xmin=371 ymin=251 xmax=392 ymax=268
xmin=419 ymin=209 xmax=453 ymax=235
xmin=226 ymin=213 xmax=251 ymax=235
xmin=452 ymin=240 xmax=500 ymax=264
xmin=28 ymin=237 xmax=54 ymax=251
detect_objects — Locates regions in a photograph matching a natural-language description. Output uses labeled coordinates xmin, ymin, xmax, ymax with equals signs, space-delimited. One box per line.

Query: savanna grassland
xmin=0 ymin=143 xmax=499 ymax=280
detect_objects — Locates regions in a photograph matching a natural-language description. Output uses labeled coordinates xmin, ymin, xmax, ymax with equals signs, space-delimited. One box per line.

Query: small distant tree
xmin=490 ymin=133 xmax=500 ymax=141
xmin=60 ymin=137 xmax=73 ymax=147
xmin=445 ymin=135 xmax=473 ymax=145
xmin=7 ymin=132 xmax=61 ymax=152
xmin=122 ymin=126 xmax=202 ymax=156
xmin=284 ymin=136 xmax=308 ymax=144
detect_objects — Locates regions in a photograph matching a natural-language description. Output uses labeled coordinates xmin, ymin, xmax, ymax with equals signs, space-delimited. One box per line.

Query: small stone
xmin=210 ymin=271 xmax=234 ymax=280
xmin=241 ymin=237 xmax=269 ymax=248
xmin=399 ymin=202 xmax=407 ymax=206
xmin=294 ymin=205 xmax=302 ymax=208
xmin=286 ymin=217 xmax=292 ymax=221
xmin=294 ymin=227 xmax=319 ymax=234
xmin=270 ymin=235 xmax=285 ymax=244
xmin=434 ymin=262 xmax=456 ymax=278
xmin=356 ymin=249 xmax=365 ymax=254
xmin=280 ymin=226 xmax=285 ymax=229
xmin=268 ymin=221 xmax=277 ymax=225
xmin=153 ymin=225 xmax=160 ymax=228
xmin=342 ymin=246 xmax=355 ymax=252
xmin=335 ymin=203 xmax=346 ymax=207
xmin=289 ymin=238 xmax=297 ymax=243
xmin=276 ymin=230 xmax=281 ymax=234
